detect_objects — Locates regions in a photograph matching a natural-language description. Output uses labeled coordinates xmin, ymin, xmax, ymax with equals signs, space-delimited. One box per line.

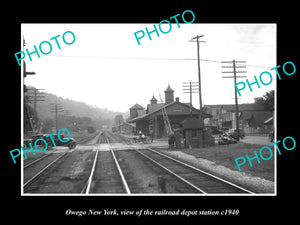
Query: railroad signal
xmin=23 ymin=61 xmax=36 ymax=78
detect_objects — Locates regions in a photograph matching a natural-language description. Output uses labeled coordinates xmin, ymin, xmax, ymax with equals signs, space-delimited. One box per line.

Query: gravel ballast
xmin=159 ymin=150 xmax=275 ymax=194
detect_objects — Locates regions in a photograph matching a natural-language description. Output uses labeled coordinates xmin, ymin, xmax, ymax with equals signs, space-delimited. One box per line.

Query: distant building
xmin=112 ymin=122 xmax=136 ymax=134
xmin=204 ymin=98 xmax=273 ymax=134
xmin=129 ymin=103 xmax=145 ymax=120
xmin=128 ymin=84 xmax=212 ymax=138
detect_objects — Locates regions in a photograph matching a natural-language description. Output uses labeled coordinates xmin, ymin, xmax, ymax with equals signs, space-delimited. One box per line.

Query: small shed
xmin=181 ymin=117 xmax=204 ymax=148
xmin=181 ymin=117 xmax=215 ymax=148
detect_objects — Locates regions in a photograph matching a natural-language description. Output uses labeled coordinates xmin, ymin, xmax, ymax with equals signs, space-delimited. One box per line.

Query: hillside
xmin=24 ymin=87 xmax=129 ymax=132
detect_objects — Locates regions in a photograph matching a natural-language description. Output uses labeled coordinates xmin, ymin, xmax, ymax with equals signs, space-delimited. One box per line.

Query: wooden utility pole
xmin=190 ymin=35 xmax=205 ymax=119
xmin=26 ymin=88 xmax=45 ymax=117
xmin=221 ymin=60 xmax=247 ymax=141
xmin=62 ymin=109 xmax=72 ymax=129
xmin=183 ymin=82 xmax=199 ymax=115
xmin=190 ymin=35 xmax=205 ymax=147
xmin=50 ymin=103 xmax=64 ymax=133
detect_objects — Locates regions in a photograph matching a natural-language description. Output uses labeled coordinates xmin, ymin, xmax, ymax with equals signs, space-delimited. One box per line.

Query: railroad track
xmin=23 ymin=149 xmax=70 ymax=193
xmin=105 ymin=131 xmax=254 ymax=194
xmin=23 ymin=131 xmax=102 ymax=169
xmin=134 ymin=148 xmax=253 ymax=194
xmin=76 ymin=131 xmax=102 ymax=145
xmin=23 ymin=130 xmax=254 ymax=194
xmin=23 ymin=131 xmax=103 ymax=193
xmin=82 ymin=132 xmax=130 ymax=194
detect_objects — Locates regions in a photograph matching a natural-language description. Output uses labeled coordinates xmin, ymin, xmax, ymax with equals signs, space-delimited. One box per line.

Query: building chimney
xmin=175 ymin=97 xmax=179 ymax=102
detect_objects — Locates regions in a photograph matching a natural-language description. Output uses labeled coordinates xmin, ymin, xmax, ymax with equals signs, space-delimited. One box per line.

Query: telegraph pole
xmin=190 ymin=35 xmax=205 ymax=147
xmin=26 ymin=88 xmax=45 ymax=118
xmin=62 ymin=109 xmax=72 ymax=129
xmin=190 ymin=35 xmax=205 ymax=119
xmin=50 ymin=103 xmax=64 ymax=133
xmin=221 ymin=60 xmax=247 ymax=141
xmin=183 ymin=82 xmax=199 ymax=115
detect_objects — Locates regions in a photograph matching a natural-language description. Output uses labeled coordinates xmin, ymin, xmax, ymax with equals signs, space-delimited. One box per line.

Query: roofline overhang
xmin=128 ymin=101 xmax=212 ymax=123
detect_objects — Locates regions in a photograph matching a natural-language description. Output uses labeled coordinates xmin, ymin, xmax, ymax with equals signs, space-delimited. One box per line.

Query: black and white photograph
xmin=4 ymin=5 xmax=298 ymax=223
xmin=21 ymin=23 xmax=276 ymax=195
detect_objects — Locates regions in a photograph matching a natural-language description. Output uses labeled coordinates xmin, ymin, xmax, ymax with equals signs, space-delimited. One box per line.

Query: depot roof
xmin=128 ymin=100 xmax=211 ymax=123
xmin=181 ymin=117 xmax=204 ymax=129
xmin=130 ymin=103 xmax=144 ymax=110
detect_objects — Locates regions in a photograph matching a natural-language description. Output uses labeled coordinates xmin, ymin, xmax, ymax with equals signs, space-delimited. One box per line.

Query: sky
xmin=22 ymin=23 xmax=276 ymax=112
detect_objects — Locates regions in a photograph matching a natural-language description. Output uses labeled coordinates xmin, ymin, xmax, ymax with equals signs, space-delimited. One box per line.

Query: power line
xmin=243 ymin=64 xmax=272 ymax=69
xmin=43 ymin=54 xmax=272 ymax=68
xmin=45 ymin=54 xmax=198 ymax=61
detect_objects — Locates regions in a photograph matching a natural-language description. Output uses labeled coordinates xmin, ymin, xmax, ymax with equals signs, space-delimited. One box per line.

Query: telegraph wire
xmin=44 ymin=54 xmax=197 ymax=61
xmin=43 ymin=54 xmax=272 ymax=69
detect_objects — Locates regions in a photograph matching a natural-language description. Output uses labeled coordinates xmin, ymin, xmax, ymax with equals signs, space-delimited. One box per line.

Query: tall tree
xmin=263 ymin=90 xmax=274 ymax=111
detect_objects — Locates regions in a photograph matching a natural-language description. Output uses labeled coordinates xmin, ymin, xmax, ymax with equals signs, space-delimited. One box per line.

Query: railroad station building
xmin=128 ymin=84 xmax=212 ymax=138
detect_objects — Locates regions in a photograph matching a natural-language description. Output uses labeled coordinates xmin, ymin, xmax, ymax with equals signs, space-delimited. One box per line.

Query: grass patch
xmin=178 ymin=142 xmax=275 ymax=181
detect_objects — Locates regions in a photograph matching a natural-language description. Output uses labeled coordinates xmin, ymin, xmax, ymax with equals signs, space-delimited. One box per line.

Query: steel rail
xmin=104 ymin=131 xmax=253 ymax=194
xmin=104 ymin=134 xmax=131 ymax=194
xmin=23 ymin=151 xmax=69 ymax=189
xmin=84 ymin=134 xmax=102 ymax=194
xmin=143 ymin=148 xmax=254 ymax=194
xmin=105 ymin=131 xmax=205 ymax=193
xmin=24 ymin=131 xmax=101 ymax=170
xmin=24 ymin=154 xmax=50 ymax=169
xmin=134 ymin=149 xmax=206 ymax=193
xmin=77 ymin=131 xmax=102 ymax=144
